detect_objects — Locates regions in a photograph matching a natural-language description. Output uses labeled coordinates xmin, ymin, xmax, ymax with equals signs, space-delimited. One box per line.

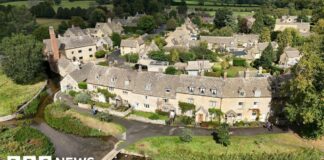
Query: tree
xmin=95 ymin=50 xmax=106 ymax=58
xmin=179 ymin=52 xmax=196 ymax=62
xmin=32 ymin=26 xmax=50 ymax=41
xmin=68 ymin=16 xmax=87 ymax=29
xmin=283 ymin=40 xmax=324 ymax=139
xmin=58 ymin=21 xmax=69 ymax=34
xmin=177 ymin=0 xmax=187 ymax=15
xmin=260 ymin=27 xmax=271 ymax=42
xmin=54 ymin=0 xmax=61 ymax=5
xmin=211 ymin=26 xmax=233 ymax=37
xmin=169 ymin=9 xmax=177 ymax=19
xmin=214 ymin=123 xmax=230 ymax=146
xmin=208 ymin=108 xmax=223 ymax=122
xmin=191 ymin=16 xmax=202 ymax=27
xmin=169 ymin=49 xmax=179 ymax=63
xmin=88 ymin=8 xmax=107 ymax=27
xmin=148 ymin=51 xmax=169 ymax=61
xmin=96 ymin=0 xmax=110 ymax=5
xmin=253 ymin=43 xmax=274 ymax=69
xmin=0 ymin=34 xmax=43 ymax=84
xmin=238 ymin=17 xmax=250 ymax=33
xmin=214 ymin=8 xmax=233 ymax=29
xmin=154 ymin=36 xmax=167 ymax=49
xmin=74 ymin=93 xmax=91 ymax=104
xmin=313 ymin=19 xmax=324 ymax=35
xmin=124 ymin=53 xmax=139 ymax=63
xmin=179 ymin=128 xmax=193 ymax=142
xmin=0 ymin=6 xmax=37 ymax=40
xmin=166 ymin=18 xmax=177 ymax=30
xmin=30 ymin=2 xmax=56 ymax=18
xmin=137 ymin=15 xmax=156 ymax=33
xmin=251 ymin=12 xmax=265 ymax=33
xmin=165 ymin=66 xmax=178 ymax=75
xmin=111 ymin=32 xmax=121 ymax=47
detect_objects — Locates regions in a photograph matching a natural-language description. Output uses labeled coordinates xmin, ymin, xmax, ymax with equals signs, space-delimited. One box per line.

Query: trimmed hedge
xmin=78 ymin=82 xmax=87 ymax=89
xmin=179 ymin=102 xmax=196 ymax=113
xmin=95 ymin=50 xmax=106 ymax=58
xmin=24 ymin=97 xmax=40 ymax=117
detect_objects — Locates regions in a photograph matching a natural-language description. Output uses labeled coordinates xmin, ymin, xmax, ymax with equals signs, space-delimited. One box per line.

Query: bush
xmin=78 ymin=82 xmax=87 ymax=89
xmin=94 ymin=101 xmax=111 ymax=108
xmin=179 ymin=128 xmax=193 ymax=142
xmin=148 ymin=113 xmax=160 ymax=120
xmin=124 ymin=53 xmax=139 ymax=63
xmin=97 ymin=88 xmax=116 ymax=102
xmin=95 ymin=112 xmax=112 ymax=122
xmin=233 ymin=58 xmax=247 ymax=67
xmin=95 ymin=50 xmax=106 ymax=58
xmin=180 ymin=116 xmax=195 ymax=125
xmin=156 ymin=109 xmax=169 ymax=116
xmin=215 ymin=123 xmax=231 ymax=146
xmin=68 ymin=90 xmax=78 ymax=97
xmin=74 ymin=92 xmax=91 ymax=104
xmin=24 ymin=98 xmax=40 ymax=117
xmin=148 ymin=51 xmax=169 ymax=61
xmin=165 ymin=66 xmax=178 ymax=75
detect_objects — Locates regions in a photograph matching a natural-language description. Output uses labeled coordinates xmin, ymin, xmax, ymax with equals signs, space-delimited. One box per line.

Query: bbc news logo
xmin=7 ymin=156 xmax=95 ymax=160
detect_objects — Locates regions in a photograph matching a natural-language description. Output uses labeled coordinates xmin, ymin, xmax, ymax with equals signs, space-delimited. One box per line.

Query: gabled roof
xmin=284 ymin=47 xmax=300 ymax=58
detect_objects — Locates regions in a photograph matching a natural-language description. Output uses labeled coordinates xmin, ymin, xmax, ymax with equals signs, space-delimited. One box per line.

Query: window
xmin=79 ymin=56 xmax=83 ymax=60
xmin=78 ymin=50 xmax=82 ymax=53
xmin=123 ymin=91 xmax=128 ymax=94
xmin=111 ymin=77 xmax=117 ymax=82
xmin=108 ymin=87 xmax=114 ymax=91
xmin=145 ymin=83 xmax=152 ymax=91
xmin=163 ymin=98 xmax=168 ymax=103
xmin=165 ymin=88 xmax=171 ymax=93
xmin=71 ymin=51 xmax=74 ymax=54
xmin=89 ymin=48 xmax=92 ymax=51
xmin=188 ymin=98 xmax=194 ymax=104
xmin=89 ymin=54 xmax=93 ymax=57
xmin=252 ymin=111 xmax=257 ymax=116
xmin=253 ymin=102 xmax=259 ymax=107
xmin=210 ymin=101 xmax=217 ymax=107
xmin=144 ymin=104 xmax=150 ymax=108
xmin=145 ymin=96 xmax=148 ymax=99
xmin=238 ymin=102 xmax=244 ymax=109
xmin=188 ymin=86 xmax=194 ymax=92
xmin=211 ymin=89 xmax=217 ymax=95
xmin=238 ymin=88 xmax=245 ymax=97
xmin=199 ymin=87 xmax=205 ymax=94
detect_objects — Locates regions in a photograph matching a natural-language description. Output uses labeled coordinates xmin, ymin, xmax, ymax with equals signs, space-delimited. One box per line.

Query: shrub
xmin=179 ymin=128 xmax=193 ymax=142
xmin=24 ymin=98 xmax=40 ymax=117
xmin=233 ymin=121 xmax=246 ymax=127
xmin=68 ymin=90 xmax=78 ymax=97
xmin=124 ymin=53 xmax=139 ymax=63
xmin=165 ymin=66 xmax=178 ymax=75
xmin=178 ymin=102 xmax=196 ymax=114
xmin=204 ymin=71 xmax=222 ymax=77
xmin=215 ymin=123 xmax=231 ymax=146
xmin=74 ymin=93 xmax=91 ymax=104
xmin=148 ymin=113 xmax=160 ymax=120
xmin=95 ymin=50 xmax=106 ymax=58
xmin=97 ymin=88 xmax=116 ymax=102
xmin=94 ymin=102 xmax=111 ymax=108
xmin=148 ymin=51 xmax=169 ymax=61
xmin=78 ymin=82 xmax=87 ymax=89
xmin=180 ymin=116 xmax=195 ymax=125
xmin=233 ymin=58 xmax=247 ymax=67
xmin=95 ymin=112 xmax=112 ymax=122
xmin=156 ymin=109 xmax=169 ymax=116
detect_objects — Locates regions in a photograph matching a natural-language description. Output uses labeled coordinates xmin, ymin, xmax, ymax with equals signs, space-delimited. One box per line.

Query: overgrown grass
xmin=0 ymin=126 xmax=54 ymax=159
xmin=0 ymin=70 xmax=45 ymax=116
xmin=44 ymin=102 xmax=124 ymax=136
xmin=132 ymin=110 xmax=168 ymax=120
xmin=126 ymin=133 xmax=323 ymax=160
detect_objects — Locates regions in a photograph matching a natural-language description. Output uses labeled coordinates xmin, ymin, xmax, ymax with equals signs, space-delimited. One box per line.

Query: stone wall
xmin=127 ymin=115 xmax=166 ymax=125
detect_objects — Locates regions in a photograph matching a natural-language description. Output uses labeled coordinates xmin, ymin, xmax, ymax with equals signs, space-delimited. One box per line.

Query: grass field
xmin=0 ymin=70 xmax=45 ymax=116
xmin=131 ymin=110 xmax=169 ymax=120
xmin=36 ymin=18 xmax=66 ymax=28
xmin=126 ymin=133 xmax=323 ymax=160
xmin=1 ymin=0 xmax=113 ymax=10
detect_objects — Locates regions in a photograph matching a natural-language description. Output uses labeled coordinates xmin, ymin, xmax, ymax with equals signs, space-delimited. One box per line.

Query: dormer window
xmin=124 ymin=80 xmax=129 ymax=86
xmin=254 ymin=88 xmax=261 ymax=97
xmin=145 ymin=83 xmax=152 ymax=91
xmin=165 ymin=88 xmax=171 ymax=93
xmin=111 ymin=77 xmax=117 ymax=82
xmin=199 ymin=87 xmax=205 ymax=94
xmin=210 ymin=89 xmax=217 ymax=95
xmin=238 ymin=88 xmax=245 ymax=97
xmin=188 ymin=86 xmax=194 ymax=93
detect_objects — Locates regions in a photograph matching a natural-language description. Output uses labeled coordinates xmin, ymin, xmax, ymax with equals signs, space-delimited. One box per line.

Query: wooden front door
xmin=198 ymin=114 xmax=204 ymax=123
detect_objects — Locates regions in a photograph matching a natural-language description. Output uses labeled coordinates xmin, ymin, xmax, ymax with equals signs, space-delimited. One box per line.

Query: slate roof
xmin=64 ymin=27 xmax=87 ymax=37
xmin=284 ymin=47 xmax=300 ymax=58
xmin=200 ymin=36 xmax=235 ymax=46
xmin=59 ymin=35 xmax=96 ymax=50
xmin=68 ymin=64 xmax=273 ymax=98
xmin=186 ymin=60 xmax=212 ymax=71
xmin=57 ymin=58 xmax=79 ymax=76
xmin=120 ymin=36 xmax=144 ymax=48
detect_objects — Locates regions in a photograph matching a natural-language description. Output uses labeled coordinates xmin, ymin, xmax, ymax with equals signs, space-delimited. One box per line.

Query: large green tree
xmin=253 ymin=43 xmax=274 ymax=69
xmin=214 ymin=8 xmax=233 ymax=29
xmin=0 ymin=34 xmax=43 ymax=84
xmin=283 ymin=38 xmax=324 ymax=139
xmin=137 ymin=15 xmax=156 ymax=33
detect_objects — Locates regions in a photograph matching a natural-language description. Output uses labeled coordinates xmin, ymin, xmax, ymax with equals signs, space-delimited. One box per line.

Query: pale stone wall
xmin=65 ymin=45 xmax=96 ymax=63
xmin=121 ymin=46 xmax=139 ymax=55
xmin=60 ymin=75 xmax=79 ymax=92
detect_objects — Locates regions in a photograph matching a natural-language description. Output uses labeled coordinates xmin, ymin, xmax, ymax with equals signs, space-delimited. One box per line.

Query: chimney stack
xmin=244 ymin=68 xmax=249 ymax=78
xmin=258 ymin=66 xmax=263 ymax=75
xmin=49 ymin=26 xmax=59 ymax=62
xmin=138 ymin=64 xmax=142 ymax=72
xmin=107 ymin=18 xmax=112 ymax=23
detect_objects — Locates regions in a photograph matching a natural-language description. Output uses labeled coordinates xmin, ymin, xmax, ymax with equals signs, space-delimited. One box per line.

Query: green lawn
xmin=225 ymin=66 xmax=255 ymax=77
xmin=1 ymin=1 xmax=113 ymax=11
xmin=131 ymin=110 xmax=169 ymax=120
xmin=126 ymin=133 xmax=322 ymax=160
xmin=0 ymin=70 xmax=46 ymax=116
xmin=36 ymin=18 xmax=66 ymax=29
xmin=0 ymin=126 xmax=54 ymax=159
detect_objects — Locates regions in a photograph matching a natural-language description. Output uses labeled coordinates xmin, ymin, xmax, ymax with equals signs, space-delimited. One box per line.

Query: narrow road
xmin=56 ymin=91 xmax=288 ymax=150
